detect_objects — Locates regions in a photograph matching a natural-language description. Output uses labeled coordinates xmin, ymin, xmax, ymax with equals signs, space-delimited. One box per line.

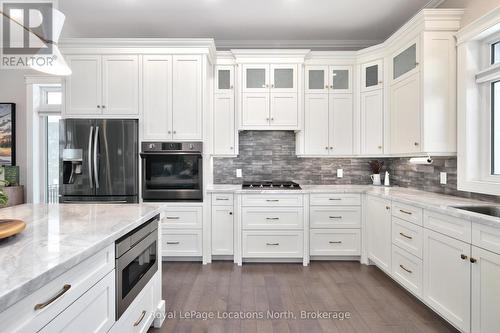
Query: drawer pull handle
xmin=216 ymin=198 xmax=229 ymax=201
xmin=266 ymin=199 xmax=280 ymax=202
xmin=329 ymin=241 xmax=342 ymax=244
xmin=133 ymin=310 xmax=147 ymax=327
xmin=166 ymin=216 xmax=180 ymax=220
xmin=399 ymin=232 xmax=413 ymax=240
xmin=167 ymin=241 xmax=180 ymax=245
xmin=329 ymin=198 xmax=342 ymax=201
xmin=266 ymin=242 xmax=280 ymax=246
xmin=399 ymin=209 xmax=412 ymax=215
xmin=34 ymin=284 xmax=71 ymax=310
xmin=329 ymin=216 xmax=342 ymax=219
xmin=266 ymin=217 xmax=280 ymax=220
xmin=399 ymin=265 xmax=413 ymax=274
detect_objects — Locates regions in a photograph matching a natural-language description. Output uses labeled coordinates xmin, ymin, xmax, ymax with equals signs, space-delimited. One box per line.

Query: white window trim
xmin=38 ymin=85 xmax=62 ymax=113
xmin=457 ymin=5 xmax=500 ymax=196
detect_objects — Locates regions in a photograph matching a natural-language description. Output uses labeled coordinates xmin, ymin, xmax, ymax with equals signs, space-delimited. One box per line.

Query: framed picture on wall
xmin=0 ymin=103 xmax=15 ymax=166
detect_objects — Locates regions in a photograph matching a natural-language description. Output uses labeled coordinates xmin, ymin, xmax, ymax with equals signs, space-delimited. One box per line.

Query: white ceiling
xmin=59 ymin=0 xmax=441 ymax=50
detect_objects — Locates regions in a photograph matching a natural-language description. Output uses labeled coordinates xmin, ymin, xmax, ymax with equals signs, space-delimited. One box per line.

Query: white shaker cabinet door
xmin=270 ymin=92 xmax=298 ymax=128
xmin=360 ymin=89 xmax=384 ymax=155
xmin=471 ymin=246 xmax=500 ymax=333
xmin=329 ymin=93 xmax=353 ymax=155
xmin=390 ymin=72 xmax=421 ymax=154
xmin=423 ymin=229 xmax=471 ymax=333
xmin=65 ymin=55 xmax=102 ymax=116
xmin=304 ymin=94 xmax=329 ymax=155
xmin=142 ymin=55 xmax=173 ymax=140
xmin=214 ymin=94 xmax=235 ymax=155
xmin=366 ymin=196 xmax=392 ymax=273
xmin=241 ymin=93 xmax=270 ymax=127
xmin=102 ymin=55 xmax=139 ymax=115
xmin=212 ymin=206 xmax=234 ymax=255
xmin=172 ymin=55 xmax=202 ymax=140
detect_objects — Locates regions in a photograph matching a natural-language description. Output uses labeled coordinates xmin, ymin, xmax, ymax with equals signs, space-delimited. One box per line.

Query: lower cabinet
xmin=242 ymin=230 xmax=304 ymax=258
xmin=39 ymin=271 xmax=115 ymax=333
xmin=391 ymin=245 xmax=423 ymax=297
xmin=211 ymin=205 xmax=234 ymax=255
xmin=161 ymin=206 xmax=203 ymax=258
xmin=471 ymin=246 xmax=500 ymax=333
xmin=423 ymin=228 xmax=471 ymax=333
xmin=310 ymin=229 xmax=360 ymax=256
xmin=366 ymin=196 xmax=392 ymax=272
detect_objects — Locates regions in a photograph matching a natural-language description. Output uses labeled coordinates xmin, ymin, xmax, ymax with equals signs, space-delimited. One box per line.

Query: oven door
xmin=116 ymin=228 xmax=158 ymax=319
xmin=141 ymin=152 xmax=203 ymax=201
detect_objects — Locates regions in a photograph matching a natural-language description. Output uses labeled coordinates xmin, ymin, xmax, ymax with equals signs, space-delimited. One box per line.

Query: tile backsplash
xmin=213 ymin=131 xmax=500 ymax=202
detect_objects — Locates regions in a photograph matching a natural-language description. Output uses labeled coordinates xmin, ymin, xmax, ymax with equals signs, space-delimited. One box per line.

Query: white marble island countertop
xmin=0 ymin=203 xmax=162 ymax=313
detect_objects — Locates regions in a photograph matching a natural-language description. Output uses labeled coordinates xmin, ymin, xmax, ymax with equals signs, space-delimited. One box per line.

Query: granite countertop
xmin=207 ymin=184 xmax=500 ymax=228
xmin=0 ymin=203 xmax=162 ymax=313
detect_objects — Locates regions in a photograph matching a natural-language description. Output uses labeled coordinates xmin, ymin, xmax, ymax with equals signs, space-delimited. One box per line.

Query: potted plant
xmin=369 ymin=160 xmax=384 ymax=186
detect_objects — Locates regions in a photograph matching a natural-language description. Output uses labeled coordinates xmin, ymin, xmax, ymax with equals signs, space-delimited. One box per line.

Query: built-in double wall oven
xmin=140 ymin=142 xmax=203 ymax=202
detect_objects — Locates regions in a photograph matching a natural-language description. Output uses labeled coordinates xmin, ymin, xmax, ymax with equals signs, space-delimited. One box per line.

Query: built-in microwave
xmin=140 ymin=142 xmax=203 ymax=202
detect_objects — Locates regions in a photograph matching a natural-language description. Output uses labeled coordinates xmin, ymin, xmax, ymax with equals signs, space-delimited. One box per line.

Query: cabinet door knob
xmin=378 ymin=145 xmax=382 ymax=149
xmin=470 ymin=257 xmax=477 ymax=263
xmin=325 ymin=146 xmax=329 ymax=150
xmin=97 ymin=105 xmax=101 ymax=108
xmin=229 ymin=212 xmax=233 ymax=215
xmin=102 ymin=105 xmax=106 ymax=109
xmin=386 ymin=206 xmax=390 ymax=210
xmin=271 ymin=84 xmax=274 ymax=88
xmin=230 ymin=146 xmax=233 ymax=150
xmin=168 ymin=131 xmax=171 ymax=134
xmin=230 ymin=85 xmax=234 ymax=89
xmin=173 ymin=131 xmax=176 ymax=134
xmin=414 ymin=142 xmax=419 ymax=146
xmin=271 ymin=117 xmax=274 ymax=121
xmin=329 ymin=147 xmax=333 ymax=150
xmin=330 ymin=85 xmax=334 ymax=89
xmin=325 ymin=85 xmax=329 ymax=89
xmin=461 ymin=254 xmax=468 ymax=260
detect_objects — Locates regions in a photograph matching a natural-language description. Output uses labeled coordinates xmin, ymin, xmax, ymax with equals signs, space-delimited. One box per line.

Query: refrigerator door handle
xmin=93 ymin=126 xmax=100 ymax=189
xmin=88 ymin=126 xmax=94 ymax=189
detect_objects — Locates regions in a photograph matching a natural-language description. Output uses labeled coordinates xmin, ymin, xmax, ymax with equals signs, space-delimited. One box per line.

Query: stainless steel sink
xmin=452 ymin=206 xmax=500 ymax=218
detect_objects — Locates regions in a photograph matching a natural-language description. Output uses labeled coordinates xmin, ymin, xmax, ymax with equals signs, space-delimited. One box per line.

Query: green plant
xmin=369 ymin=160 xmax=384 ymax=174
xmin=0 ymin=179 xmax=9 ymax=206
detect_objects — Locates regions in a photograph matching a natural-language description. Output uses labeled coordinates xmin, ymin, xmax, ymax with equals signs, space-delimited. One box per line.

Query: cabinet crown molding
xmin=230 ymin=49 xmax=311 ymax=64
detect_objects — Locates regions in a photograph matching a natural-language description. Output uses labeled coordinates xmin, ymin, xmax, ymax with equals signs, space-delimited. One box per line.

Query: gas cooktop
xmin=242 ymin=181 xmax=302 ymax=190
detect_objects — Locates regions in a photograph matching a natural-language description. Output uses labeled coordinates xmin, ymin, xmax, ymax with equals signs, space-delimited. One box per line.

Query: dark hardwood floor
xmin=148 ymin=261 xmax=458 ymax=333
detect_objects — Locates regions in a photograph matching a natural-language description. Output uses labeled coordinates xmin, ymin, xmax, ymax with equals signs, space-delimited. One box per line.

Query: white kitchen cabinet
xmin=65 ymin=55 xmax=139 ymax=117
xmin=360 ymin=89 xmax=384 ymax=155
xmin=303 ymin=93 xmax=353 ymax=156
xmin=65 ymin=55 xmax=102 ymax=116
xmin=390 ymin=72 xmax=421 ymax=154
xmin=240 ymin=63 xmax=299 ymax=129
xmin=172 ymin=55 xmax=202 ymax=140
xmin=212 ymin=206 xmax=234 ymax=256
xmin=39 ymin=271 xmax=115 ymax=333
xmin=366 ymin=196 xmax=392 ymax=273
xmin=392 ymin=40 xmax=420 ymax=83
xmin=304 ymin=94 xmax=329 ymax=155
xmin=142 ymin=55 xmax=173 ymax=140
xmin=361 ymin=59 xmax=383 ymax=92
xmin=471 ymin=246 xmax=500 ymax=333
xmin=329 ymin=66 xmax=352 ymax=93
xmin=329 ymin=93 xmax=353 ymax=155
xmin=214 ymin=65 xmax=236 ymax=155
xmin=102 ymin=55 xmax=139 ymax=115
xmin=305 ymin=66 xmax=328 ymax=93
xmin=423 ymin=228 xmax=471 ymax=333
xmin=310 ymin=229 xmax=361 ymax=256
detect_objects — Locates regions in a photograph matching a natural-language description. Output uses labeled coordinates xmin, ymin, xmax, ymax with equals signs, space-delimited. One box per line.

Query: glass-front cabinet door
xmin=242 ymin=64 xmax=269 ymax=93
xmin=215 ymin=65 xmax=234 ymax=94
xmin=305 ymin=66 xmax=328 ymax=93
xmin=329 ymin=66 xmax=352 ymax=93
xmin=270 ymin=64 xmax=297 ymax=93
xmin=392 ymin=40 xmax=419 ymax=82
xmin=361 ymin=60 xmax=383 ymax=92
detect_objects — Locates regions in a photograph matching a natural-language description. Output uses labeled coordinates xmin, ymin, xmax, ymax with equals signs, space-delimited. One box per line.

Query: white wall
xmin=0 ymin=69 xmax=35 ymax=200
xmin=439 ymin=0 xmax=500 ymax=27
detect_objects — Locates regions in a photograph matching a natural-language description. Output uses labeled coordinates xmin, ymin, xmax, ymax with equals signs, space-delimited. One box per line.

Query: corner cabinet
xmin=302 ymin=65 xmax=353 ymax=156
xmin=360 ymin=60 xmax=384 ymax=155
xmin=389 ymin=32 xmax=457 ymax=154
xmin=142 ymin=55 xmax=203 ymax=141
xmin=366 ymin=196 xmax=392 ymax=273
xmin=65 ymin=55 xmax=139 ymax=117
xmin=214 ymin=65 xmax=236 ymax=155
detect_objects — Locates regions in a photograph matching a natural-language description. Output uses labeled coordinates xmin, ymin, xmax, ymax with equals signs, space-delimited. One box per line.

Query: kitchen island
xmin=0 ymin=203 xmax=165 ymax=333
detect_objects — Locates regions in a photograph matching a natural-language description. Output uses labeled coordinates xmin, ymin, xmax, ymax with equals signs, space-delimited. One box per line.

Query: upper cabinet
xmin=240 ymin=62 xmax=300 ymax=130
xmin=65 ymin=55 xmax=139 ymax=117
xmin=392 ymin=41 xmax=419 ymax=83
xmin=329 ymin=66 xmax=352 ymax=93
xmin=214 ymin=65 xmax=236 ymax=155
xmin=305 ymin=66 xmax=352 ymax=94
xmin=361 ymin=59 xmax=383 ymax=92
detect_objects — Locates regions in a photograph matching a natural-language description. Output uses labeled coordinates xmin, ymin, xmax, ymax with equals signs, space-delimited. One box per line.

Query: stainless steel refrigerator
xmin=59 ymin=119 xmax=139 ymax=203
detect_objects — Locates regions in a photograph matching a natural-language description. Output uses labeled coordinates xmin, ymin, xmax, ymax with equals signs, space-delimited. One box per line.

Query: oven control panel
xmin=141 ymin=142 xmax=203 ymax=153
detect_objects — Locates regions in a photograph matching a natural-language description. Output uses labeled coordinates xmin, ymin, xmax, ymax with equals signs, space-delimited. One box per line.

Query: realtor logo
xmin=2 ymin=2 xmax=53 ymax=54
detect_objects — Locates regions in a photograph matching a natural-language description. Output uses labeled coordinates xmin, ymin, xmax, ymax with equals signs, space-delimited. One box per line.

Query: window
xmin=39 ymin=86 xmax=62 ymax=112
xmin=493 ymin=81 xmax=500 ymax=175
xmin=492 ymin=42 xmax=500 ymax=64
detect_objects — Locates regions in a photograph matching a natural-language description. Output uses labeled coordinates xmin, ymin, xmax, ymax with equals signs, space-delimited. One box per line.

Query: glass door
xmin=215 ymin=65 xmax=234 ymax=94
xmin=305 ymin=66 xmax=328 ymax=93
xmin=392 ymin=39 xmax=419 ymax=82
xmin=329 ymin=66 xmax=352 ymax=93
xmin=270 ymin=64 xmax=297 ymax=93
xmin=361 ymin=60 xmax=383 ymax=92
xmin=242 ymin=64 xmax=269 ymax=93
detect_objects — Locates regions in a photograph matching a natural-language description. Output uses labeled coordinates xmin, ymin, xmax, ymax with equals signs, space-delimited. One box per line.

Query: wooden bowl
xmin=0 ymin=219 xmax=26 ymax=239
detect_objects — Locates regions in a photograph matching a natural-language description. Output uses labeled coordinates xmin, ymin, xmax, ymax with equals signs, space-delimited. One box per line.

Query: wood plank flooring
xmin=148 ymin=261 xmax=458 ymax=333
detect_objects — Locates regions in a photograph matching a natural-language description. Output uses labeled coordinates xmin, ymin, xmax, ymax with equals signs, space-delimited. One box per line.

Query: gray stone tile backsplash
xmin=213 ymin=131 xmax=500 ymax=203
